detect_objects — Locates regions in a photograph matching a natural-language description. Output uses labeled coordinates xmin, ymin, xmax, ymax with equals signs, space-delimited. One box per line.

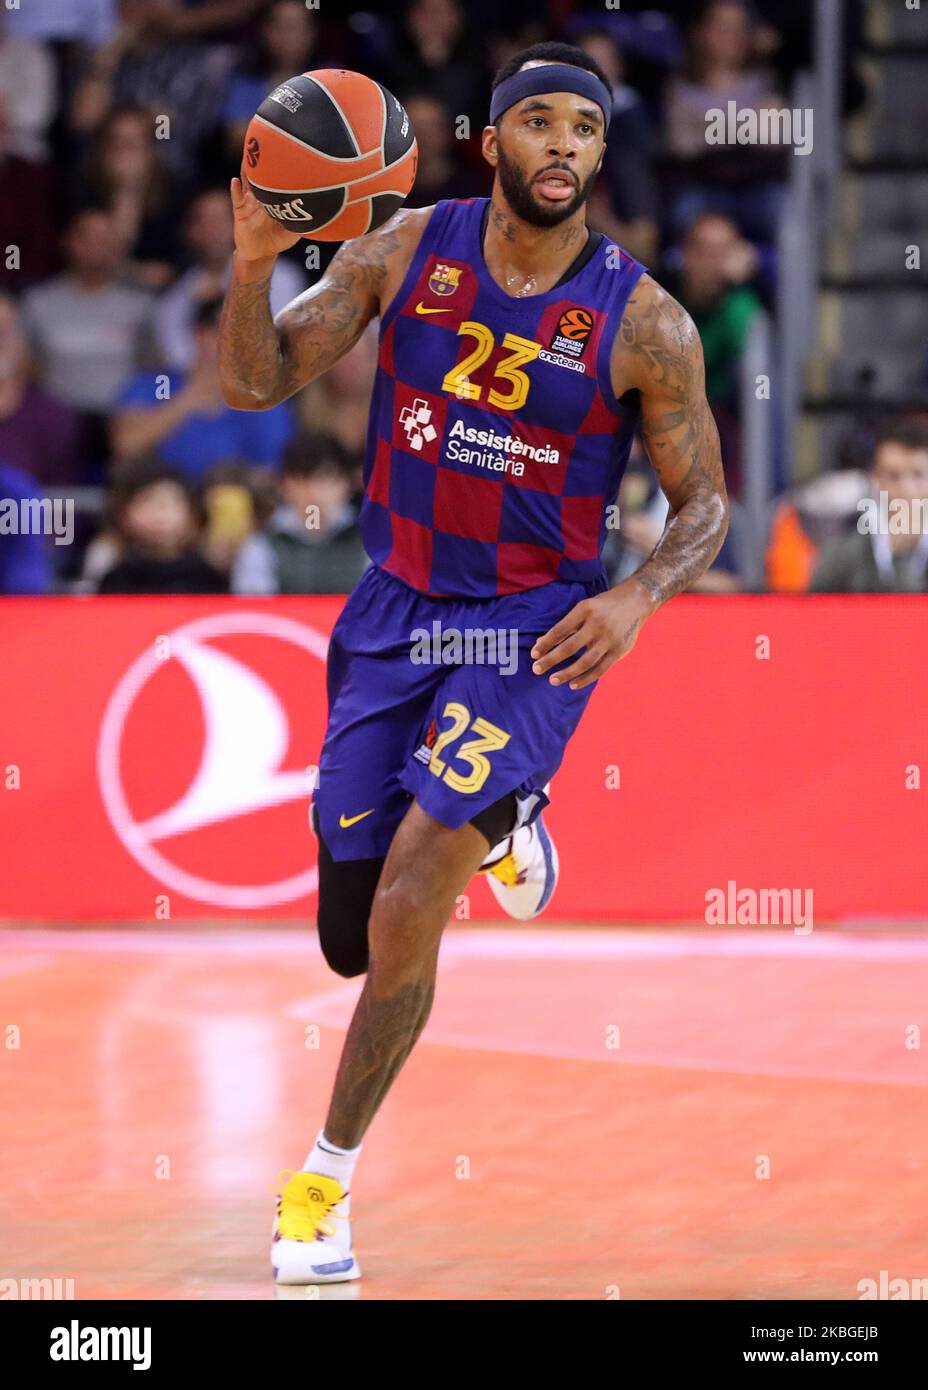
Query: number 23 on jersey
xmin=441 ymin=321 xmax=541 ymax=412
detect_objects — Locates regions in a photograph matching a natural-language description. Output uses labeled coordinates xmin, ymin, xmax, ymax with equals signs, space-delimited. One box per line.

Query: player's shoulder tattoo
xmin=335 ymin=204 xmax=436 ymax=300
xmin=615 ymin=273 xmax=705 ymax=403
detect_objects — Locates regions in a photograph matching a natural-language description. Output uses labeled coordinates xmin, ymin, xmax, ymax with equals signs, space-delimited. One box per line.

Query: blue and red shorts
xmin=313 ymin=563 xmax=605 ymax=860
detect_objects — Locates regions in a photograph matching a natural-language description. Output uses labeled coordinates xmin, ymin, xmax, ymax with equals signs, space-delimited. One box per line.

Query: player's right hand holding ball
xmin=230 ymin=158 xmax=300 ymax=276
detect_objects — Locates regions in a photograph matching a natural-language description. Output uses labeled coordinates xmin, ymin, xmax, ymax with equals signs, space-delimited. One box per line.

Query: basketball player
xmin=218 ymin=42 xmax=728 ymax=1283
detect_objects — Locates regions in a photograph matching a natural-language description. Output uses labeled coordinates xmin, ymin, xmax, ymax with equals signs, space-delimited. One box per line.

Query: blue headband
xmin=489 ymin=63 xmax=612 ymax=130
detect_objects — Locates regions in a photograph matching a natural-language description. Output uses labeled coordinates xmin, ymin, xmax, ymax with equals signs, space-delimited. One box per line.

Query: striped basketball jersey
xmin=360 ymin=196 xmax=647 ymax=599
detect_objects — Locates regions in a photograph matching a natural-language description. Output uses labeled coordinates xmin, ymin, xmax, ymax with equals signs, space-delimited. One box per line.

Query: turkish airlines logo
xmin=97 ymin=613 xmax=328 ymax=908
xmin=550 ymin=306 xmax=595 ymax=360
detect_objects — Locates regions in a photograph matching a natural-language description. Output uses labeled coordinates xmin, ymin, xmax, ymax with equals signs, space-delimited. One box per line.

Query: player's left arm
xmin=531 ymin=275 xmax=729 ymax=690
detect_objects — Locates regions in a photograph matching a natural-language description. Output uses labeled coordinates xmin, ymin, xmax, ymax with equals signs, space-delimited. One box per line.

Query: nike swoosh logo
xmin=415 ymin=303 xmax=451 ymax=315
xmin=339 ymin=809 xmax=375 ymax=828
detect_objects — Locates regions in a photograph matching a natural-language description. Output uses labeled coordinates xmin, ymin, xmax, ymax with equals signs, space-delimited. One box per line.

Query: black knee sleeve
xmin=316 ymin=832 xmax=383 ymax=978
xmin=470 ymin=791 xmax=518 ymax=851
xmin=316 ymin=792 xmax=516 ymax=974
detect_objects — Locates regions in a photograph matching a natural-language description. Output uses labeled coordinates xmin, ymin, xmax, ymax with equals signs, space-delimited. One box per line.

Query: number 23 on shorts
xmin=428 ymin=701 xmax=510 ymax=794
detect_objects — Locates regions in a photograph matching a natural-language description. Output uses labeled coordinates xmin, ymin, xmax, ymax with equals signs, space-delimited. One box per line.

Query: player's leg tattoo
xmin=322 ymin=804 xmax=488 ymax=1148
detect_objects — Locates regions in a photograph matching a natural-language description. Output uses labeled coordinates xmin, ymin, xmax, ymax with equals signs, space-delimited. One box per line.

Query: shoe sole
xmin=273 ymin=1255 xmax=362 ymax=1285
xmin=534 ymin=817 xmax=559 ymax=916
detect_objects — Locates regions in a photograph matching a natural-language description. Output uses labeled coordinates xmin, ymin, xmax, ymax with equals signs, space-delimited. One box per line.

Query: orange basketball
xmin=243 ymin=69 xmax=418 ymax=242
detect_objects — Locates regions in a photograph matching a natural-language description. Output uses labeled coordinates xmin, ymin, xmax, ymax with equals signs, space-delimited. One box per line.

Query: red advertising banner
xmin=0 ymin=595 xmax=925 ymax=922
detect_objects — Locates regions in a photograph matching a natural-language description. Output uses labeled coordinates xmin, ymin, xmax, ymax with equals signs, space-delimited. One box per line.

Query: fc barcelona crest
xmin=428 ymin=262 xmax=462 ymax=297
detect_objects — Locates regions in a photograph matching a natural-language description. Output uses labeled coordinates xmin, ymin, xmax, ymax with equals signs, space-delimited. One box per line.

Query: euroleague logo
xmin=245 ymin=136 xmax=260 ymax=168
xmin=550 ymin=306 xmax=595 ymax=360
xmin=97 ymin=612 xmax=328 ymax=908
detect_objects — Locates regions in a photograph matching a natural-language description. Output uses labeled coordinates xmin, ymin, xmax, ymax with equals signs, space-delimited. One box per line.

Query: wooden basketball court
xmin=2 ymin=925 xmax=925 ymax=1300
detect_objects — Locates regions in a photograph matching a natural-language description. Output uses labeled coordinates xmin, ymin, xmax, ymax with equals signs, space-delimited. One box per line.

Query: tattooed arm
xmin=618 ymin=275 xmax=728 ymax=604
xmin=218 ymin=166 xmax=430 ymax=409
xmin=530 ymin=274 xmax=728 ymax=690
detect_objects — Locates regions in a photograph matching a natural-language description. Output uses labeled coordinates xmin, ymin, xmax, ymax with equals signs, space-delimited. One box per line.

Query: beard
xmin=495 ymin=138 xmax=598 ymax=228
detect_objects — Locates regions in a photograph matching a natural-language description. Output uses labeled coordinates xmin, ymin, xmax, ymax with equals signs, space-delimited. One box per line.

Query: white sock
xmin=302 ymin=1129 xmax=361 ymax=1213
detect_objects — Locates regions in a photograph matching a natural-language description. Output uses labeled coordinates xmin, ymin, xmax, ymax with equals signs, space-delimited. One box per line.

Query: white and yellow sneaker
xmin=271 ymin=1170 xmax=361 ymax=1284
xmin=478 ymin=816 xmax=559 ymax=921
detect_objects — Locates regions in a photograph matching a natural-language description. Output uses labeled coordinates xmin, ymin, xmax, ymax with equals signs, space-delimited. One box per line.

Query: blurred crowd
xmin=1 ymin=0 xmax=924 ymax=597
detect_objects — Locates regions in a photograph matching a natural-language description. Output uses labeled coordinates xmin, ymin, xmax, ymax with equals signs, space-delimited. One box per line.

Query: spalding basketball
xmin=243 ymin=69 xmax=418 ymax=241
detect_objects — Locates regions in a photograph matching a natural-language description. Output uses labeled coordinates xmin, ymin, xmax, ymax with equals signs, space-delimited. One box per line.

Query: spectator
xmin=133 ymin=0 xmax=265 ymax=42
xmin=670 ymin=213 xmax=762 ymax=408
xmin=70 ymin=0 xmax=238 ymax=181
xmin=664 ymin=0 xmax=787 ymax=243
xmin=401 ymin=92 xmax=488 ymax=205
xmin=766 ymin=467 xmax=869 ymax=593
xmin=0 ymin=13 xmax=57 ymax=162
xmin=576 ymin=29 xmax=659 ymax=266
xmin=232 ymin=435 xmax=368 ymax=595
xmin=0 ymin=292 xmax=83 ymax=487
xmin=297 ymin=324 xmax=379 ymax=490
xmin=811 ymin=416 xmax=928 ymax=593
xmin=154 ymin=187 xmax=305 ymax=371
xmin=0 ymin=460 xmax=54 ymax=593
xmin=663 ymin=211 xmax=762 ymax=494
xmin=96 ymin=457 xmax=227 ymax=594
xmin=21 ymin=206 xmax=154 ymax=415
xmin=77 ymin=104 xmax=190 ymax=290
xmin=221 ymin=0 xmax=320 ymax=165
xmin=385 ymin=0 xmax=484 ymax=131
xmin=113 ymin=296 xmax=295 ymax=480
xmin=1 ymin=0 xmax=116 ymax=46
xmin=0 ymin=98 xmax=59 ymax=288
xmin=199 ymin=459 xmax=274 ymax=575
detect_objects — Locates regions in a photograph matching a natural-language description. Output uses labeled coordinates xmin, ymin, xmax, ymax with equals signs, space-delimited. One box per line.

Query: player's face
xmin=492 ymin=91 xmax=605 ymax=229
